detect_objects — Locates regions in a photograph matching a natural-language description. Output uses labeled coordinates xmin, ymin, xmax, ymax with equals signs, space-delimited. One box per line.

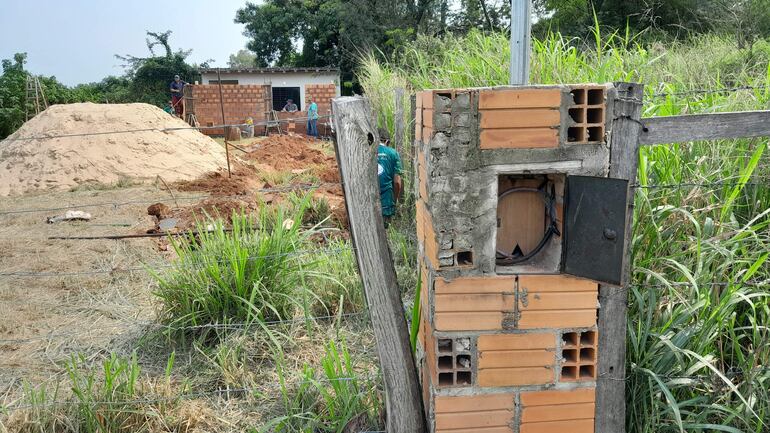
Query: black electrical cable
xmin=495 ymin=181 xmax=561 ymax=265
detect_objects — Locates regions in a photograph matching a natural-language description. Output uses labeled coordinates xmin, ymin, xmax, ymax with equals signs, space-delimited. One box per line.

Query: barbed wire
xmin=0 ymin=311 xmax=370 ymax=345
xmin=0 ymin=244 xmax=354 ymax=278
xmin=0 ymin=182 xmax=341 ymax=217
xmin=0 ymin=115 xmax=333 ymax=143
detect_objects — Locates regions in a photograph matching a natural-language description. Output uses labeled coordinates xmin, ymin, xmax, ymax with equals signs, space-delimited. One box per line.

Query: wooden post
xmin=394 ymin=87 xmax=405 ymax=155
xmin=596 ymin=82 xmax=644 ymax=433
xmin=217 ymin=68 xmax=232 ymax=178
xmin=331 ymin=96 xmax=426 ymax=433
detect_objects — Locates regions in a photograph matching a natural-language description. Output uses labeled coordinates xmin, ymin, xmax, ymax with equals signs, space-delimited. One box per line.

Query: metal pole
xmin=217 ymin=68 xmax=232 ymax=178
xmin=509 ymin=0 xmax=532 ymax=85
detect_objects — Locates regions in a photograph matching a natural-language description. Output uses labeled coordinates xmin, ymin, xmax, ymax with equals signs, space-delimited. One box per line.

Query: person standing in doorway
xmin=282 ymin=99 xmax=298 ymax=112
xmin=307 ymin=98 xmax=319 ymax=138
xmin=377 ymin=130 xmax=403 ymax=227
xmin=169 ymin=74 xmax=188 ymax=117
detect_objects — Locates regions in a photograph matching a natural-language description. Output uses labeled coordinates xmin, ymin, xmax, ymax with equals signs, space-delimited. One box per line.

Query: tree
xmin=532 ymin=0 xmax=712 ymax=39
xmin=0 ymin=53 xmax=28 ymax=139
xmin=228 ymin=49 xmax=258 ymax=68
xmin=116 ymin=30 xmax=199 ymax=107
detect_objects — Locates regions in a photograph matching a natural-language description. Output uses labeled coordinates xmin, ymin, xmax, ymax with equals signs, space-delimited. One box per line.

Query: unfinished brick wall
xmin=189 ymin=84 xmax=271 ymax=135
xmin=414 ymin=85 xmax=614 ymax=433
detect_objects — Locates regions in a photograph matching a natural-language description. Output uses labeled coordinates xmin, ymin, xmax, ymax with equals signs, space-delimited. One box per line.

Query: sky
xmin=0 ymin=0 xmax=256 ymax=86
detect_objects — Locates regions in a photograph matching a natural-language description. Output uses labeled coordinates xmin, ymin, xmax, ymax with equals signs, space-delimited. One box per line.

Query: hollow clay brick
xmin=478 ymin=349 xmax=555 ymax=368
xmin=436 ymin=428 xmax=513 ymax=433
xmin=520 ymin=292 xmax=598 ymax=311
xmin=434 ymin=293 xmax=515 ymax=313
xmin=518 ymin=310 xmax=597 ymax=329
xmin=434 ymin=392 xmax=514 ymax=413
xmin=478 ymin=89 xmax=561 ymax=110
xmin=421 ymin=91 xmax=434 ymax=109
xmin=519 ymin=419 xmax=594 ymax=433
xmin=422 ymin=109 xmax=434 ymax=128
xmin=521 ymin=402 xmax=595 ymax=423
xmin=435 ymin=410 xmax=513 ymax=430
xmin=477 ymin=333 xmax=555 ymax=351
xmin=434 ymin=312 xmax=502 ymax=331
xmin=480 ymin=109 xmax=560 ymax=129
xmin=477 ymin=367 xmax=554 ymax=387
xmin=479 ymin=128 xmax=559 ymax=149
xmin=520 ymin=387 xmax=595 ymax=406
xmin=434 ymin=275 xmax=515 ymax=295
xmin=518 ymin=275 xmax=598 ymax=293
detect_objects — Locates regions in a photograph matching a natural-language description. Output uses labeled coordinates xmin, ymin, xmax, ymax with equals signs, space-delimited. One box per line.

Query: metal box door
xmin=562 ymin=175 xmax=629 ymax=285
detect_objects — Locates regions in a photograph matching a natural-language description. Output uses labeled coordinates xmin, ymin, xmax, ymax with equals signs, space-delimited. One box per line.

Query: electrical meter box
xmin=414 ymin=85 xmax=629 ymax=433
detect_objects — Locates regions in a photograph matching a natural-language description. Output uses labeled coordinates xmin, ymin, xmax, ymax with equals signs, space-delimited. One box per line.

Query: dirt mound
xmin=0 ymin=103 xmax=227 ymax=196
xmin=175 ymin=163 xmax=264 ymax=196
xmin=245 ymin=134 xmax=338 ymax=176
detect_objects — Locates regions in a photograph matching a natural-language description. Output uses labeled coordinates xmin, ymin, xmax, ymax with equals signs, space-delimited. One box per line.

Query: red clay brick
xmin=520 ymin=388 xmax=595 ymax=406
xmin=435 ymin=410 xmax=513 ymax=430
xmin=520 ymin=419 xmax=594 ymax=433
xmin=434 ymin=276 xmax=515 ymax=295
xmin=434 ymin=312 xmax=502 ymax=331
xmin=518 ymin=275 xmax=597 ymax=293
xmin=478 ymin=333 xmax=555 ymax=351
xmin=479 ymin=350 xmax=555 ymax=369
xmin=518 ymin=310 xmax=597 ymax=329
xmin=434 ymin=293 xmax=514 ymax=313
xmin=479 ymin=128 xmax=559 ymax=149
xmin=477 ymin=366 xmax=554 ymax=387
xmin=480 ymin=109 xmax=560 ymax=129
xmin=479 ymin=89 xmax=561 ymax=110
xmin=434 ymin=393 xmax=514 ymax=413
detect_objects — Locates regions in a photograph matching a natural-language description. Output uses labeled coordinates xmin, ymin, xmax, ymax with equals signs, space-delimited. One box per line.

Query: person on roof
xmin=169 ymin=74 xmax=188 ymax=117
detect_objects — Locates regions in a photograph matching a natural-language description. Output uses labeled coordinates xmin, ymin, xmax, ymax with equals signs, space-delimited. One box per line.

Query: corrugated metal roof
xmin=199 ymin=67 xmax=339 ymax=74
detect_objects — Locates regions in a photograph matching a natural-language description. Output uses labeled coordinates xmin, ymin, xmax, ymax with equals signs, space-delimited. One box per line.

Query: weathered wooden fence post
xmin=331 ymin=96 xmax=426 ymax=433
xmin=596 ymin=82 xmax=645 ymax=433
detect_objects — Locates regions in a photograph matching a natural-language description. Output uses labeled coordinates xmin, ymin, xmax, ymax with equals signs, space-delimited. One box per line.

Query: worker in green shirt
xmin=377 ymin=130 xmax=403 ymax=226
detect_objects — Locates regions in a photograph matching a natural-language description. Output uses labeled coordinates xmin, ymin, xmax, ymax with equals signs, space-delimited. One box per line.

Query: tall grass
xmin=260 ymin=339 xmax=382 ymax=433
xmin=359 ymin=29 xmax=770 ymax=432
xmin=152 ymin=199 xmax=324 ymax=334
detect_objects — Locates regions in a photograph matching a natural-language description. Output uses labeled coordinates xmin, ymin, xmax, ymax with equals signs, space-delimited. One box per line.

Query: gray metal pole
xmin=510 ymin=0 xmax=532 ymax=85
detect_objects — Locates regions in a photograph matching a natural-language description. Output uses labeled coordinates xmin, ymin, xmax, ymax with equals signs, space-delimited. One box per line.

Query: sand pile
xmin=0 ymin=103 xmax=227 ymax=196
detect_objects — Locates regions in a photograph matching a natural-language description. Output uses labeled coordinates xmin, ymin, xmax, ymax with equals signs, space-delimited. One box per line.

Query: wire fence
xmin=0 ymin=311 xmax=370 ymax=345
xmin=0 ymin=182 xmax=341 ymax=217
xmin=0 ymin=244 xmax=354 ymax=278
xmin=0 ymin=115 xmax=333 ymax=143
xmin=1 ymin=373 xmax=381 ymax=412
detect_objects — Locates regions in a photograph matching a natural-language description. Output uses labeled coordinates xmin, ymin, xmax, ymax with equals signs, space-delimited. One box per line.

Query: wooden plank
xmin=480 ymin=128 xmax=559 ymax=149
xmin=480 ymin=108 xmax=560 ymax=129
xmin=639 ymin=110 xmax=770 ymax=145
xmin=331 ymin=96 xmax=426 ymax=433
xmin=595 ymin=82 xmax=644 ymax=433
xmin=479 ymin=89 xmax=561 ymax=109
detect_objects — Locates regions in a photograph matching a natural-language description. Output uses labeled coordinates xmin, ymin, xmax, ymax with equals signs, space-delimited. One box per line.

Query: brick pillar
xmin=415 ymin=85 xmax=614 ymax=433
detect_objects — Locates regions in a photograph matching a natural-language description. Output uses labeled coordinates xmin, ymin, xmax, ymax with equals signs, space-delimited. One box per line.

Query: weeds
xmin=152 ymin=199 xmax=326 ymax=338
xmin=260 ymin=339 xmax=381 ymax=433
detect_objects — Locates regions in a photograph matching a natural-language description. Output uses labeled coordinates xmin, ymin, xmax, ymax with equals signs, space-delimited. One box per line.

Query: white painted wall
xmin=200 ymin=71 xmax=340 ymax=109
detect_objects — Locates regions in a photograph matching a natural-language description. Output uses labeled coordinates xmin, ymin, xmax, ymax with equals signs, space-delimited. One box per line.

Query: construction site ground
xmin=0 ymin=133 xmax=374 ymax=432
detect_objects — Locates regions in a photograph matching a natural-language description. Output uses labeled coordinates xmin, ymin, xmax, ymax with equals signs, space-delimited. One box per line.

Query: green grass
xmin=360 ymin=29 xmax=770 ymax=433
xmin=151 ymin=198 xmax=325 ymax=337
